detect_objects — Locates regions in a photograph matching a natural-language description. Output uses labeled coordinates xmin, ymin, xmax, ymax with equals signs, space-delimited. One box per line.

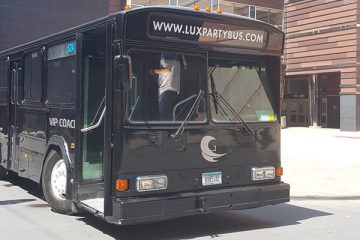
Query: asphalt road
xmin=1 ymin=176 xmax=359 ymax=240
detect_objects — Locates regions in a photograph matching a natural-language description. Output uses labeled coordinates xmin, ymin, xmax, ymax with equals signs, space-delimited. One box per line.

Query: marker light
xmin=205 ymin=7 xmax=211 ymax=12
xmin=216 ymin=8 xmax=223 ymax=14
xmin=136 ymin=175 xmax=168 ymax=192
xmin=116 ymin=179 xmax=129 ymax=191
xmin=123 ymin=5 xmax=132 ymax=11
xmin=193 ymin=5 xmax=200 ymax=10
xmin=251 ymin=167 xmax=275 ymax=181
xmin=276 ymin=167 xmax=283 ymax=177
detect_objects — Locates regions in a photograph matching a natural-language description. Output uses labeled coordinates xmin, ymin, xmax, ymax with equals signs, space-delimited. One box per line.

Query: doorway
xmin=9 ymin=60 xmax=22 ymax=173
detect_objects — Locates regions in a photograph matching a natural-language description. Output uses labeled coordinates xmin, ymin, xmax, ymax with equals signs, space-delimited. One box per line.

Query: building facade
xmin=128 ymin=0 xmax=284 ymax=29
xmin=0 ymin=0 xmax=283 ymax=51
xmin=283 ymin=0 xmax=360 ymax=131
xmin=0 ymin=0 xmax=128 ymax=51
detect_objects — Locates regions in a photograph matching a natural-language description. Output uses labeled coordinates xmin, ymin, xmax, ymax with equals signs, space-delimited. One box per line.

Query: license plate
xmin=202 ymin=172 xmax=222 ymax=186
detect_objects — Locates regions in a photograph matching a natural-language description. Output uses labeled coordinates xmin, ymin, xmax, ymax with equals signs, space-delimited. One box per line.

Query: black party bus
xmin=0 ymin=6 xmax=289 ymax=224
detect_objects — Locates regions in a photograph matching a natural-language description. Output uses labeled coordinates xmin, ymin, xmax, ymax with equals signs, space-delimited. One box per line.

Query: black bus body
xmin=0 ymin=6 xmax=289 ymax=225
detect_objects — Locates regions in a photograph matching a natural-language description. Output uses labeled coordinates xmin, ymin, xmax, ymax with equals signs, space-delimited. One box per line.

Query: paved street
xmin=282 ymin=127 xmax=360 ymax=198
xmin=1 ymin=127 xmax=360 ymax=240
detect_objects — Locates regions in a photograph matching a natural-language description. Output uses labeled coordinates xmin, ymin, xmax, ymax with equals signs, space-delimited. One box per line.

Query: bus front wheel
xmin=42 ymin=150 xmax=72 ymax=214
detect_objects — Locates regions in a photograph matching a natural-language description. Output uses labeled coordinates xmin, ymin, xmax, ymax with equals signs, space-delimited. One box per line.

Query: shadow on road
xmin=3 ymin=174 xmax=43 ymax=199
xmin=2 ymin=175 xmax=332 ymax=239
xmin=0 ymin=198 xmax=36 ymax=205
xmin=76 ymin=203 xmax=332 ymax=240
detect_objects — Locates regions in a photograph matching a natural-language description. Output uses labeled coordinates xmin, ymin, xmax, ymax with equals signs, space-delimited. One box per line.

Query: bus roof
xmin=0 ymin=6 xmax=283 ymax=58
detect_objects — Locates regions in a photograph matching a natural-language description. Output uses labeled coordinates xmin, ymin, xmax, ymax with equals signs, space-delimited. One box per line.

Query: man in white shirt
xmin=152 ymin=53 xmax=180 ymax=121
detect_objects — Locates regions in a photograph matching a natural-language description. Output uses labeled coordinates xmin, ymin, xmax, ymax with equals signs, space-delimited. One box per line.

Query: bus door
xmin=75 ymin=25 xmax=111 ymax=217
xmin=0 ymin=59 xmax=10 ymax=170
xmin=8 ymin=60 xmax=22 ymax=173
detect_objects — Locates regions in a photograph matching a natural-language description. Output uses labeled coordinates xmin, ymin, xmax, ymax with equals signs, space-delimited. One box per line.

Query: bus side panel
xmin=47 ymin=107 xmax=76 ymax=163
xmin=17 ymin=108 xmax=47 ymax=182
xmin=0 ymin=103 xmax=9 ymax=169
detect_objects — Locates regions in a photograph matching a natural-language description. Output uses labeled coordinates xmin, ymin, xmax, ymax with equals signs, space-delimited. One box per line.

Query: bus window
xmin=47 ymin=42 xmax=76 ymax=104
xmin=0 ymin=60 xmax=8 ymax=101
xmin=208 ymin=59 xmax=276 ymax=123
xmin=127 ymin=50 xmax=206 ymax=123
xmin=24 ymin=51 xmax=42 ymax=102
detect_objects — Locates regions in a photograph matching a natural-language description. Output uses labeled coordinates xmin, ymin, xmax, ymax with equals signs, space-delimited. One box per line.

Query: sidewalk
xmin=281 ymin=127 xmax=360 ymax=199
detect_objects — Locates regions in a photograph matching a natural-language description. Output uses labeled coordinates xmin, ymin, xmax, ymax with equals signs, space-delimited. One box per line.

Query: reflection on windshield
xmin=208 ymin=60 xmax=275 ymax=123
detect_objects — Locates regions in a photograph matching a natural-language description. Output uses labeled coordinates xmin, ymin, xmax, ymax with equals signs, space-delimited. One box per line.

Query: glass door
xmin=76 ymin=32 xmax=107 ymax=216
xmin=81 ymin=55 xmax=105 ymax=181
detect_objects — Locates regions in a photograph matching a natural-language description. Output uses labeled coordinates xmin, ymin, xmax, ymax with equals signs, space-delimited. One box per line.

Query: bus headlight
xmin=251 ymin=167 xmax=275 ymax=181
xmin=136 ymin=175 xmax=168 ymax=192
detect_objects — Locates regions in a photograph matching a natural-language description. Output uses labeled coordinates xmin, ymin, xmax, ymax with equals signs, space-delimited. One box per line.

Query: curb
xmin=291 ymin=196 xmax=360 ymax=201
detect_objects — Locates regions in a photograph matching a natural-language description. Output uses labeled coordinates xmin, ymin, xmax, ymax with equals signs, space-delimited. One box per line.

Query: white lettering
xmin=213 ymin=29 xmax=218 ymax=38
xmin=49 ymin=118 xmax=58 ymax=127
xmin=202 ymin=27 xmax=208 ymax=35
xmin=59 ymin=119 xmax=76 ymax=129
xmin=189 ymin=26 xmax=196 ymax=35
xmin=49 ymin=118 xmax=75 ymax=129
xmin=185 ymin=25 xmax=189 ymax=34
xmin=151 ymin=20 xmax=265 ymax=46
xmin=152 ymin=21 xmax=162 ymax=31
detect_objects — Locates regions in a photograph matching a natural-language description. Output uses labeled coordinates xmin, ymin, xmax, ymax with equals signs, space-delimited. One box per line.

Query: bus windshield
xmin=127 ymin=50 xmax=206 ymax=123
xmin=208 ymin=58 xmax=276 ymax=123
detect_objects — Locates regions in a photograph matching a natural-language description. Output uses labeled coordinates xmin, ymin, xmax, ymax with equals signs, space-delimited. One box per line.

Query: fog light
xmin=136 ymin=175 xmax=167 ymax=192
xmin=251 ymin=167 xmax=275 ymax=181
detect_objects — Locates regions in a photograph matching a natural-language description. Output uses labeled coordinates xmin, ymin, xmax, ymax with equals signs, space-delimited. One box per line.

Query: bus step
xmin=80 ymin=198 xmax=104 ymax=217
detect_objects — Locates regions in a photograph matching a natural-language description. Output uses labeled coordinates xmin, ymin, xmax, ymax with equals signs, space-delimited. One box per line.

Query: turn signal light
xmin=193 ymin=5 xmax=200 ymax=10
xmin=205 ymin=7 xmax=211 ymax=12
xmin=216 ymin=8 xmax=223 ymax=14
xmin=276 ymin=167 xmax=283 ymax=177
xmin=116 ymin=179 xmax=129 ymax=191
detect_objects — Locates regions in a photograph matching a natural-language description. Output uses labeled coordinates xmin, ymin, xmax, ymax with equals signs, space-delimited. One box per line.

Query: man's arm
xmin=152 ymin=66 xmax=171 ymax=75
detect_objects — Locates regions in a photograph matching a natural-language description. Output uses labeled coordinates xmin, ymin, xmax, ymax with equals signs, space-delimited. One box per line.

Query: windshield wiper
xmin=128 ymin=95 xmax=140 ymax=120
xmin=171 ymin=89 xmax=204 ymax=139
xmin=209 ymin=70 xmax=252 ymax=136
xmin=209 ymin=68 xmax=219 ymax=114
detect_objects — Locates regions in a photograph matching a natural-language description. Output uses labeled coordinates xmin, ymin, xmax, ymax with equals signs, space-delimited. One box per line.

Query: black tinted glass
xmin=0 ymin=60 xmax=8 ymax=101
xmin=24 ymin=51 xmax=42 ymax=102
xmin=47 ymin=57 xmax=76 ymax=104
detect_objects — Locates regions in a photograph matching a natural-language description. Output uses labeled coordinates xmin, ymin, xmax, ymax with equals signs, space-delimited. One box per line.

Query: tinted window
xmin=24 ymin=51 xmax=42 ymax=102
xmin=0 ymin=60 xmax=8 ymax=101
xmin=47 ymin=57 xmax=76 ymax=104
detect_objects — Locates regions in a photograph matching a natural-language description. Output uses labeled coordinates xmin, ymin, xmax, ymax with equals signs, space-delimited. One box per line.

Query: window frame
xmin=45 ymin=40 xmax=77 ymax=106
xmin=22 ymin=50 xmax=44 ymax=104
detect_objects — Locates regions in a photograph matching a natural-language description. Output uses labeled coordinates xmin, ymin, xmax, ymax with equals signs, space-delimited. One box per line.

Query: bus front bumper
xmin=110 ymin=182 xmax=290 ymax=225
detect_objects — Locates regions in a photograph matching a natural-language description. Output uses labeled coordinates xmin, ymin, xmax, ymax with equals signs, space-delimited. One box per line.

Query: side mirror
xmin=114 ymin=55 xmax=132 ymax=91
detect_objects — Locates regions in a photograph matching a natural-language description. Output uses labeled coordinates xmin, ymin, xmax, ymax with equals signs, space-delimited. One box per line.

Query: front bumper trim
xmin=111 ymin=182 xmax=290 ymax=225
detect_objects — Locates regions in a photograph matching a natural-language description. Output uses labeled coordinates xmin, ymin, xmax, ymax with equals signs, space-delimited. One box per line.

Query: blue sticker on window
xmin=67 ymin=42 xmax=75 ymax=54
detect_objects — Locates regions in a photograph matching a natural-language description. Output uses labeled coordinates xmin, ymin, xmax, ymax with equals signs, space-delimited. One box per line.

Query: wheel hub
xmin=50 ymin=159 xmax=67 ymax=200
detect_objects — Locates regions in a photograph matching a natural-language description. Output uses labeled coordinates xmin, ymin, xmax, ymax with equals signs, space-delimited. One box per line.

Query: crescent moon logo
xmin=200 ymin=136 xmax=227 ymax=162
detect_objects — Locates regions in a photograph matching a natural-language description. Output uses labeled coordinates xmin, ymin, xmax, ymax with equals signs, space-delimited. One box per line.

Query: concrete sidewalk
xmin=281 ymin=127 xmax=360 ymax=199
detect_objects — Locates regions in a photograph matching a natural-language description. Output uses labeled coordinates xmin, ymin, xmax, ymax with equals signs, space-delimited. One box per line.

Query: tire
xmin=0 ymin=165 xmax=7 ymax=179
xmin=42 ymin=150 xmax=72 ymax=214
